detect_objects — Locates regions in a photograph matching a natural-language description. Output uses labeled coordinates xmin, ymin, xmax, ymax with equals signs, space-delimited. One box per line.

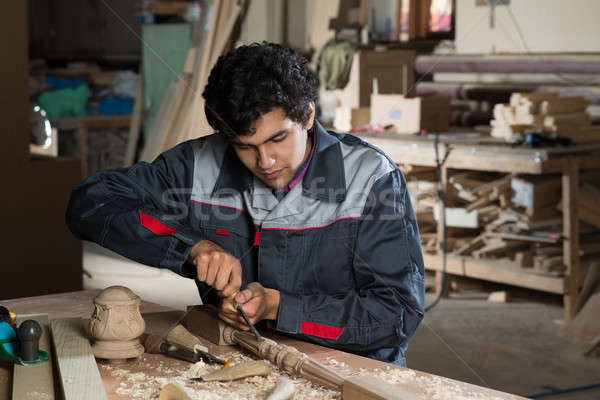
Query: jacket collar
xmin=302 ymin=120 xmax=346 ymax=202
xmin=211 ymin=144 xmax=253 ymax=198
xmin=211 ymin=120 xmax=346 ymax=202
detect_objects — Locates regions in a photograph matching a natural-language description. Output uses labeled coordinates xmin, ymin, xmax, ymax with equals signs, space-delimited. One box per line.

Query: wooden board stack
xmin=436 ymin=172 xmax=600 ymax=276
xmin=402 ymin=165 xmax=439 ymax=253
xmin=140 ymin=0 xmax=246 ymax=163
xmin=446 ymin=173 xmax=568 ymax=275
xmin=490 ymin=92 xmax=600 ymax=143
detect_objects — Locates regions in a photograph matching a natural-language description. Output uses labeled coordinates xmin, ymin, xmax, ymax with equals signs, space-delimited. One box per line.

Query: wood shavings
xmin=374 ymin=366 xmax=417 ymax=384
xmin=100 ymin=352 xmax=517 ymax=400
xmin=21 ymin=392 xmax=53 ymax=400
xmin=100 ymin=351 xmax=341 ymax=399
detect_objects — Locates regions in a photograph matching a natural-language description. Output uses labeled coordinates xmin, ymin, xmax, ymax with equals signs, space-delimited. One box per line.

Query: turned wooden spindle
xmin=226 ymin=328 xmax=345 ymax=390
xmin=186 ymin=306 xmax=345 ymax=391
xmin=185 ymin=305 xmax=408 ymax=400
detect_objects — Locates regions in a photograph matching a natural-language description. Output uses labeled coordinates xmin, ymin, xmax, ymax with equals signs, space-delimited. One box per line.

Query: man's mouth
xmin=263 ymin=169 xmax=283 ymax=179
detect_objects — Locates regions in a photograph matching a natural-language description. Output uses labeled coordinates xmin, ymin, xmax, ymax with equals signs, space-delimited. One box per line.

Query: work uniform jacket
xmin=66 ymin=121 xmax=425 ymax=366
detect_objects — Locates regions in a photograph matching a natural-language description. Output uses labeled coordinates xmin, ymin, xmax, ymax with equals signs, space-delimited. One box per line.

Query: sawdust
xmin=101 ymin=354 xmax=517 ymax=400
xmin=335 ymin=361 xmax=517 ymax=400
xmin=101 ymin=351 xmax=341 ymax=400
xmin=23 ymin=392 xmax=53 ymax=399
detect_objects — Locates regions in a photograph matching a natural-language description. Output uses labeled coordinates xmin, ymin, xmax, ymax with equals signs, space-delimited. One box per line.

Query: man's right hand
xmin=187 ymin=240 xmax=242 ymax=297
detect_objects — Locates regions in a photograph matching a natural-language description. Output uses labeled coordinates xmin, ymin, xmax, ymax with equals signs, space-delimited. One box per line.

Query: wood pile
xmin=402 ymin=165 xmax=439 ymax=253
xmin=490 ymin=92 xmax=600 ymax=143
xmin=406 ymin=167 xmax=600 ymax=281
xmin=439 ymin=172 xmax=600 ymax=276
xmin=439 ymin=172 xmax=564 ymax=275
xmin=140 ymin=0 xmax=246 ymax=163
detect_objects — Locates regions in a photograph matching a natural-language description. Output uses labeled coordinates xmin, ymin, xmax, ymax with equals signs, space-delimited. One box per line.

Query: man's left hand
xmin=218 ymin=282 xmax=280 ymax=331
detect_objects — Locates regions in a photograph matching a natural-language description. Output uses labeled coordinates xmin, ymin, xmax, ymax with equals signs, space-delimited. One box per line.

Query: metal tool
xmin=227 ymin=291 xmax=264 ymax=342
xmin=236 ymin=304 xmax=264 ymax=342
xmin=166 ymin=344 xmax=225 ymax=365
xmin=143 ymin=333 xmax=225 ymax=365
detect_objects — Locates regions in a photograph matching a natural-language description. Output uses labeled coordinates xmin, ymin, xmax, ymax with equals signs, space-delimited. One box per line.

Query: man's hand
xmin=218 ymin=282 xmax=280 ymax=331
xmin=187 ymin=240 xmax=241 ymax=297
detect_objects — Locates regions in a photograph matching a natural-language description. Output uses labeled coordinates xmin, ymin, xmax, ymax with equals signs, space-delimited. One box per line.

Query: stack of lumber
xmin=490 ymin=92 xmax=599 ymax=143
xmin=403 ymin=165 xmax=439 ymax=253
xmin=140 ymin=0 xmax=245 ymax=163
xmin=446 ymin=173 xmax=572 ymax=276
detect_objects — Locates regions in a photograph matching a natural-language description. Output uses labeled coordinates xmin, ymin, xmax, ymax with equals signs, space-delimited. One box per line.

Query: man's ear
xmin=304 ymin=102 xmax=316 ymax=131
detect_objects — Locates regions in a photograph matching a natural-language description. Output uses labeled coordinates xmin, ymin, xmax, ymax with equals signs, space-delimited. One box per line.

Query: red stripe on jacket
xmin=139 ymin=211 xmax=178 ymax=235
xmin=301 ymin=322 xmax=344 ymax=340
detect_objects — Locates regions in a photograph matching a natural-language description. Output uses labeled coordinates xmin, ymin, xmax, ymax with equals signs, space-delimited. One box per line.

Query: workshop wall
xmin=455 ymin=0 xmax=600 ymax=54
xmin=1 ymin=2 xmax=82 ymax=299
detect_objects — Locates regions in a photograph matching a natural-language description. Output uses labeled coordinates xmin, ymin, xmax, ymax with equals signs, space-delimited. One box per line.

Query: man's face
xmin=231 ymin=105 xmax=314 ymax=190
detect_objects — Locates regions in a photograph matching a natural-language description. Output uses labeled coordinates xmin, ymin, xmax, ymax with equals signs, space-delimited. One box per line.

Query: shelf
xmin=51 ymin=115 xmax=132 ymax=130
xmin=423 ymin=253 xmax=565 ymax=295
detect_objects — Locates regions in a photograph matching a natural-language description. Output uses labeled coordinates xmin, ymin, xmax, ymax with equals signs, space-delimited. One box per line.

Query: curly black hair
xmin=202 ymin=42 xmax=319 ymax=139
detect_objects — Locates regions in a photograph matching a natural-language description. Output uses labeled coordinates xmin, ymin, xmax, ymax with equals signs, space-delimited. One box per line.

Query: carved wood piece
xmin=89 ymin=286 xmax=145 ymax=362
xmin=196 ymin=360 xmax=270 ymax=382
xmin=185 ymin=305 xmax=344 ymax=391
xmin=166 ymin=324 xmax=209 ymax=354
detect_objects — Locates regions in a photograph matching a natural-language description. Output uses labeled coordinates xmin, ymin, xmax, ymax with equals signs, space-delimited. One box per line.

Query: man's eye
xmin=234 ymin=144 xmax=250 ymax=150
xmin=272 ymin=134 xmax=287 ymax=142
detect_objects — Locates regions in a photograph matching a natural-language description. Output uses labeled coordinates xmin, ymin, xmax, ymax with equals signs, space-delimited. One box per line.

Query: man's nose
xmin=257 ymin=147 xmax=275 ymax=170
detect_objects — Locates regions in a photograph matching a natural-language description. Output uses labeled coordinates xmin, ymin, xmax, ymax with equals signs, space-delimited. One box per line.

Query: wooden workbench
xmin=0 ymin=290 xmax=524 ymax=399
xmin=360 ymin=133 xmax=600 ymax=320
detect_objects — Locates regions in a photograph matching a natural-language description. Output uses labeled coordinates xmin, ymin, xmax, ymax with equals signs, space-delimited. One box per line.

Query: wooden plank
xmin=562 ymin=159 xmax=580 ymax=319
xmin=515 ymin=250 xmax=534 ymax=268
xmin=52 ymin=115 xmax=132 ymax=130
xmin=123 ymin=70 xmax=143 ymax=167
xmin=423 ymin=253 xmax=565 ymax=294
xmin=435 ymin=165 xmax=452 ymax=298
xmin=454 ymin=235 xmax=485 ymax=256
xmin=575 ymin=263 xmax=600 ymax=315
xmin=159 ymin=0 xmax=222 ymax=152
xmin=485 ymin=231 xmax=561 ymax=244
xmin=540 ymin=97 xmax=590 ymax=115
xmin=12 ymin=314 xmax=55 ymax=400
xmin=472 ymin=240 xmax=527 ymax=259
xmin=186 ymin=0 xmax=243 ymax=143
xmin=50 ymin=318 xmax=107 ymax=400
xmin=360 ymin=135 xmax=600 ymax=174
xmin=445 ymin=207 xmax=479 ymax=228
xmin=360 ymin=137 xmax=549 ymax=174
xmin=139 ymin=77 xmax=188 ymax=162
xmin=511 ymin=176 xmax=561 ymax=209
xmin=343 ymin=375 xmax=415 ymax=399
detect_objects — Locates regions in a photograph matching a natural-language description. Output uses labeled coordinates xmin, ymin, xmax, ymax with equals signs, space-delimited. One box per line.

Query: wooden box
xmin=370 ymin=94 xmax=451 ymax=134
xmin=337 ymin=49 xmax=415 ymax=109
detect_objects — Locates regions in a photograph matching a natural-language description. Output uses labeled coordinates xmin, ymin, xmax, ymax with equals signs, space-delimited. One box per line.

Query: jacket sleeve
xmin=66 ymin=141 xmax=203 ymax=278
xmin=274 ymin=168 xmax=425 ymax=353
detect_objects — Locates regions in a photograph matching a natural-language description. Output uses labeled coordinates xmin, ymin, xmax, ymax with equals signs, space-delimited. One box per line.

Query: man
xmin=66 ymin=42 xmax=424 ymax=366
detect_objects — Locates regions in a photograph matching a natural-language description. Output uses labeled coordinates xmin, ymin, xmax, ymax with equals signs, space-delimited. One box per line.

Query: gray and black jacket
xmin=66 ymin=121 xmax=425 ymax=366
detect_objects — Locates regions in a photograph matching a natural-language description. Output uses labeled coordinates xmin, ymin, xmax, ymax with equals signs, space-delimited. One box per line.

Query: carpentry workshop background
xmin=1 ymin=0 xmax=600 ymax=399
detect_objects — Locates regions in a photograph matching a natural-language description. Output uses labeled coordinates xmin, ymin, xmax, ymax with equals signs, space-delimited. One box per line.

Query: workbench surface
xmin=0 ymin=290 xmax=524 ymax=399
xmin=358 ymin=132 xmax=600 ymax=174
